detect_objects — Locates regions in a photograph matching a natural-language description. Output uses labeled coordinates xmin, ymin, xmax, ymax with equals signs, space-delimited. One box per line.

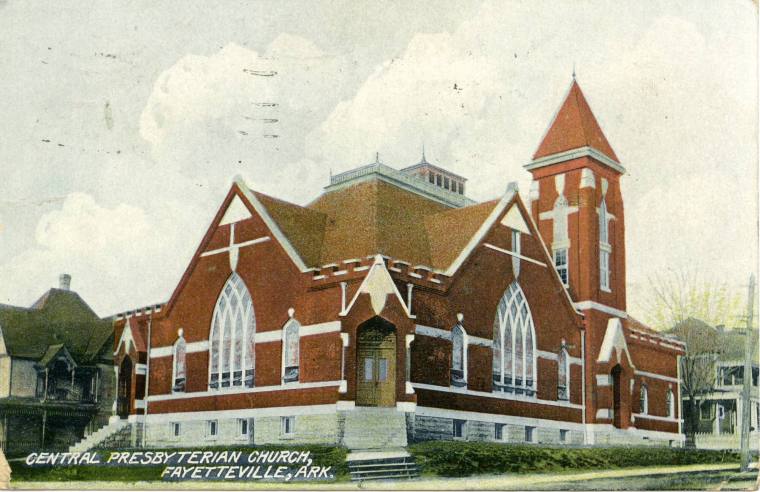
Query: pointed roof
xmin=533 ymin=80 xmax=619 ymax=163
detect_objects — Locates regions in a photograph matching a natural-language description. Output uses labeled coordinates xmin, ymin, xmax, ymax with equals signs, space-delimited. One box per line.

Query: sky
xmin=0 ymin=0 xmax=757 ymax=322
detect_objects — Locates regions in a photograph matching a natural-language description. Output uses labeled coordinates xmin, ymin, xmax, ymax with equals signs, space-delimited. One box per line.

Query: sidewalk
xmin=9 ymin=462 xmax=751 ymax=490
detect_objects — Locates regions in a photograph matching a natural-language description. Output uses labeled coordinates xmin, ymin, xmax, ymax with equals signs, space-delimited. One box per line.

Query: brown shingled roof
xmin=248 ymin=178 xmax=503 ymax=270
xmin=533 ymin=80 xmax=619 ymax=162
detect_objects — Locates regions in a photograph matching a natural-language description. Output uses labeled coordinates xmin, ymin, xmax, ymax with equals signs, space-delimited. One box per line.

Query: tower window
xmin=600 ymin=250 xmax=611 ymax=291
xmin=554 ymin=248 xmax=568 ymax=286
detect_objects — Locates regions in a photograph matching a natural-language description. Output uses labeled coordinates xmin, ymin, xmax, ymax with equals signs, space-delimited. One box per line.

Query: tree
xmin=637 ymin=268 xmax=742 ymax=446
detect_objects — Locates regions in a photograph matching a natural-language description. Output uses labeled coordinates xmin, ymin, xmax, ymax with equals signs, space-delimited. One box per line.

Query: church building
xmin=111 ymin=80 xmax=685 ymax=450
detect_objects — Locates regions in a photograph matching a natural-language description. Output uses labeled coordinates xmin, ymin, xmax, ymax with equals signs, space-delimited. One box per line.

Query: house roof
xmin=0 ymin=288 xmax=113 ymax=365
xmin=533 ymin=80 xmax=619 ymax=163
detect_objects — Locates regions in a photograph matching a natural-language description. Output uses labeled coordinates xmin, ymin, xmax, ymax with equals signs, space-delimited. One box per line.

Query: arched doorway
xmin=117 ymin=357 xmax=133 ymax=419
xmin=611 ymin=364 xmax=622 ymax=428
xmin=356 ymin=317 xmax=396 ymax=407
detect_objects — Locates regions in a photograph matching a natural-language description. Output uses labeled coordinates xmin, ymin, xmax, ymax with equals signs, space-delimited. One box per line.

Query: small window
xmin=281 ymin=416 xmax=295 ymax=436
xmin=524 ymin=426 xmax=535 ymax=443
xmin=453 ymin=419 xmax=466 ymax=439
xmin=206 ymin=420 xmax=218 ymax=438
xmin=495 ymin=423 xmax=505 ymax=441
xmin=364 ymin=358 xmax=374 ymax=381
xmin=429 ymin=172 xmax=435 ymax=184
xmin=238 ymin=418 xmax=249 ymax=437
xmin=458 ymin=182 xmax=464 ymax=195
xmin=639 ymin=385 xmax=648 ymax=415
xmin=436 ymin=174 xmax=442 ymax=186
xmin=559 ymin=429 xmax=569 ymax=443
xmin=554 ymin=249 xmax=569 ymax=286
xmin=171 ymin=422 xmax=181 ymax=438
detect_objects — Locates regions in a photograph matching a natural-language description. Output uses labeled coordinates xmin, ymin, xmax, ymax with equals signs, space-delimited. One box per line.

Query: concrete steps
xmin=342 ymin=407 xmax=408 ymax=450
xmin=68 ymin=418 xmax=128 ymax=453
xmin=347 ymin=451 xmax=419 ymax=482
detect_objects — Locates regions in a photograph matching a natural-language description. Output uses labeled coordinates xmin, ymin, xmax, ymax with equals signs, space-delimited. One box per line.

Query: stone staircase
xmin=341 ymin=408 xmax=419 ymax=481
xmin=341 ymin=407 xmax=408 ymax=450
xmin=68 ymin=418 xmax=128 ymax=453
xmin=347 ymin=451 xmax=419 ymax=482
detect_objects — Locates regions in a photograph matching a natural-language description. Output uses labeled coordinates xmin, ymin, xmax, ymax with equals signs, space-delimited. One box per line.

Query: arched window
xmin=599 ymin=200 xmax=609 ymax=244
xmin=209 ymin=273 xmax=255 ymax=389
xmin=640 ymin=385 xmax=649 ymax=414
xmin=666 ymin=388 xmax=674 ymax=418
xmin=282 ymin=319 xmax=300 ymax=384
xmin=557 ymin=348 xmax=569 ymax=401
xmin=173 ymin=332 xmax=186 ymax=393
xmin=492 ymin=282 xmax=537 ymax=396
xmin=451 ymin=324 xmax=467 ymax=387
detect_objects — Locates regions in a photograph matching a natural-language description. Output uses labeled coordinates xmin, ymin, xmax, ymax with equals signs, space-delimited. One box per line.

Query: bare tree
xmin=637 ymin=268 xmax=742 ymax=446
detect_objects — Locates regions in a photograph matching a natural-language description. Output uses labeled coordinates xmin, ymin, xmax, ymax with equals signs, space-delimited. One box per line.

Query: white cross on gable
xmin=200 ymin=222 xmax=270 ymax=272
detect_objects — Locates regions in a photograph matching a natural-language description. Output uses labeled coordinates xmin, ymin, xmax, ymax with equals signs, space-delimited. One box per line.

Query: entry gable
xmin=343 ymin=255 xmax=413 ymax=319
xmin=597 ymin=317 xmax=634 ymax=368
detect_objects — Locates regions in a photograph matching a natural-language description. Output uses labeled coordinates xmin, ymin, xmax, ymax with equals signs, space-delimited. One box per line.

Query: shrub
xmin=409 ymin=441 xmax=740 ymax=477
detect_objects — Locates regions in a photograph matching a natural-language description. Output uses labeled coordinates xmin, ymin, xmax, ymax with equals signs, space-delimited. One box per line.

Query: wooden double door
xmin=356 ymin=318 xmax=396 ymax=407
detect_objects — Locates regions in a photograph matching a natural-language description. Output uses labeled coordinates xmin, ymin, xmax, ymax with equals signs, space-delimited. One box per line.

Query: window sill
xmin=600 ymin=287 xmax=612 ymax=293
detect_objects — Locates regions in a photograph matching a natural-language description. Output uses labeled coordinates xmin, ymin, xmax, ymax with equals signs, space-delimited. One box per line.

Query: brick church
xmin=111 ymin=79 xmax=685 ymax=450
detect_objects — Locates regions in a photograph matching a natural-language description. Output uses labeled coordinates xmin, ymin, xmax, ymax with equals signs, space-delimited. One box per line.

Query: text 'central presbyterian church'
xmin=112 ymin=80 xmax=685 ymax=450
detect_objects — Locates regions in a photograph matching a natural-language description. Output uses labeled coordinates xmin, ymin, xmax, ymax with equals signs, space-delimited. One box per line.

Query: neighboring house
xmin=0 ymin=275 xmax=115 ymax=456
xmin=686 ymin=325 xmax=759 ymax=450
xmin=113 ymin=79 xmax=684 ymax=450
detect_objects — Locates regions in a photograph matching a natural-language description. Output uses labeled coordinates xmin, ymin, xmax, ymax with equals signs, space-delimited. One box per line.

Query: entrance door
xmin=611 ymin=364 xmax=622 ymax=428
xmin=117 ymin=358 xmax=132 ymax=419
xmin=356 ymin=318 xmax=396 ymax=407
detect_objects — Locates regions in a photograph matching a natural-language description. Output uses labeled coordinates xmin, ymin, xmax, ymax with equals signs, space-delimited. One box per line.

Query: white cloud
xmin=0 ymin=193 xmax=171 ymax=315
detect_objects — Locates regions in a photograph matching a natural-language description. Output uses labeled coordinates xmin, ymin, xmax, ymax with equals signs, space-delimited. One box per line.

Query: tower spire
xmin=421 ymin=142 xmax=427 ymax=163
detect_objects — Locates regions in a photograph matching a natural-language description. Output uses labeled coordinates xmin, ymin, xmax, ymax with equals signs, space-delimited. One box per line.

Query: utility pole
xmin=740 ymin=273 xmax=755 ymax=472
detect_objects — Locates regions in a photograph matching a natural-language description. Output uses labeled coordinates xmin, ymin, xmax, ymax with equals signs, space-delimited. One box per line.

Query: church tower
xmin=525 ymin=79 xmax=626 ymax=312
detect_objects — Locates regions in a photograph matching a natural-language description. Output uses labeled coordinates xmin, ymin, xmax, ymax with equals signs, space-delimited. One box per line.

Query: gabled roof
xmin=0 ymin=288 xmax=112 ymax=364
xmin=533 ymin=80 xmax=619 ymax=163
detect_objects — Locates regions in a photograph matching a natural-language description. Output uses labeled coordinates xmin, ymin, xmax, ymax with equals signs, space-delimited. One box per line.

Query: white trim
xmin=114 ymin=319 xmax=137 ymax=356
xmin=135 ymin=364 xmax=147 ymax=375
xmin=150 ymin=341 xmax=209 ymax=358
xmin=353 ymin=265 xmax=370 ymax=272
xmin=415 ymin=406 xmax=585 ymax=431
xmin=468 ymin=335 xmax=491 ymax=347
xmin=255 ymin=330 xmax=282 ymax=343
xmin=200 ymin=236 xmax=271 ymax=257
xmin=147 ymin=380 xmax=342 ymax=401
xmin=524 ymin=146 xmax=625 ymax=174
xmin=135 ymin=399 xmax=146 ymax=409
xmin=573 ymin=301 xmax=628 ymax=319
xmin=144 ymin=403 xmax=338 ymax=423
xmin=596 ymin=374 xmax=612 ymax=386
xmin=632 ymin=413 xmax=680 ymax=424
xmin=415 ymin=325 xmax=451 ymax=340
xmin=537 ymin=350 xmax=557 ymax=361
xmin=483 ymin=243 xmax=547 ymax=267
xmin=235 ymin=177 xmax=309 ymax=271
xmin=301 ymin=321 xmax=341 ymax=337
xmin=412 ymin=383 xmax=583 ymax=409
xmin=634 ymin=370 xmax=680 ymax=384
